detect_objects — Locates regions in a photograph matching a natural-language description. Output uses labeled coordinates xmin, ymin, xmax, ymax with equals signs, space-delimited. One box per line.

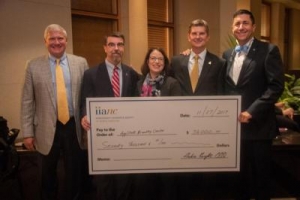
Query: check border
xmin=87 ymin=96 xmax=241 ymax=174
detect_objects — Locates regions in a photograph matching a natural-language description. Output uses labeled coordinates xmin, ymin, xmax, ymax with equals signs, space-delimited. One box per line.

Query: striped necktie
xmin=112 ymin=66 xmax=120 ymax=97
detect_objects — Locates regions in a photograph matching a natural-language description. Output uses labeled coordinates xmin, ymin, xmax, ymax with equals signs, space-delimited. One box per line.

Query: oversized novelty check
xmin=86 ymin=96 xmax=241 ymax=174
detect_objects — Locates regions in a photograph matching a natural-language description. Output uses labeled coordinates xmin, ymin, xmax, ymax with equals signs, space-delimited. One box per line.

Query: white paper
xmin=86 ymin=96 xmax=241 ymax=174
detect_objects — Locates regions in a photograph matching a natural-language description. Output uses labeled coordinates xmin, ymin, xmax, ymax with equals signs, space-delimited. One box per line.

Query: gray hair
xmin=44 ymin=24 xmax=67 ymax=39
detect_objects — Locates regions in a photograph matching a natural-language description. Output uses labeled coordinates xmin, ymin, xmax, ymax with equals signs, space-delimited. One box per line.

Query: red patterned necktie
xmin=112 ymin=66 xmax=120 ymax=97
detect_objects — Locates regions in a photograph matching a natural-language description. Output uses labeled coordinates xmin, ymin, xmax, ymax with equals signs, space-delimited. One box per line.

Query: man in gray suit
xmin=21 ymin=24 xmax=88 ymax=200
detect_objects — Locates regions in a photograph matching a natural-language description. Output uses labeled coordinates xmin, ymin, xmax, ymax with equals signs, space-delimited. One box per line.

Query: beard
xmin=111 ymin=52 xmax=122 ymax=63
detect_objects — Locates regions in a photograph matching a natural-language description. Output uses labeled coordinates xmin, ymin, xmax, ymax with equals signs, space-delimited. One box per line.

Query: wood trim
xmin=148 ymin=20 xmax=174 ymax=28
xmin=71 ymin=10 xmax=118 ymax=20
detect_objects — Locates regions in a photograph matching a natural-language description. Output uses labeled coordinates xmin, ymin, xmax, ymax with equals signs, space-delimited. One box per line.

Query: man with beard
xmin=80 ymin=32 xmax=140 ymax=200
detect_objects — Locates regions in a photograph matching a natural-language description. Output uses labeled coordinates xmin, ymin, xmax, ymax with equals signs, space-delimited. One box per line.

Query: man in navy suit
xmin=80 ymin=32 xmax=139 ymax=200
xmin=222 ymin=9 xmax=284 ymax=200
xmin=170 ymin=19 xmax=226 ymax=96
xmin=169 ymin=19 xmax=226 ymax=200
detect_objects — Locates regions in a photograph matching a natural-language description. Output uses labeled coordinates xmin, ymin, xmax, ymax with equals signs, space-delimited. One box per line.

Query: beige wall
xmin=173 ymin=0 xmax=221 ymax=55
xmin=270 ymin=3 xmax=285 ymax=57
xmin=120 ymin=0 xmax=148 ymax=72
xmin=289 ymin=9 xmax=300 ymax=69
xmin=0 ymin=0 xmax=72 ymax=137
xmin=220 ymin=0 xmax=238 ymax=54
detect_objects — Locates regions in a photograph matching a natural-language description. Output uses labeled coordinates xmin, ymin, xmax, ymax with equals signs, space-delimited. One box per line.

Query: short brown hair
xmin=233 ymin=9 xmax=256 ymax=25
xmin=103 ymin=32 xmax=125 ymax=45
xmin=188 ymin=19 xmax=209 ymax=35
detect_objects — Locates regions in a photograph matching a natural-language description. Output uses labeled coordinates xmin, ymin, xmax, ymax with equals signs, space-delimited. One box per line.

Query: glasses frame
xmin=149 ymin=56 xmax=164 ymax=63
xmin=106 ymin=42 xmax=125 ymax=48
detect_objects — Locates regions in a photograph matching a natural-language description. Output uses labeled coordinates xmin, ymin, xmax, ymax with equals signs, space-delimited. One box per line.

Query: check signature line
xmin=115 ymin=158 xmax=171 ymax=161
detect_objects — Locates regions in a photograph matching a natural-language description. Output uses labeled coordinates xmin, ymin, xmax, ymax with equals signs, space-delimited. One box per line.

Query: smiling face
xmin=232 ymin=13 xmax=256 ymax=45
xmin=44 ymin=30 xmax=67 ymax=59
xmin=188 ymin=25 xmax=210 ymax=54
xmin=148 ymin=49 xmax=165 ymax=78
xmin=104 ymin=36 xmax=125 ymax=65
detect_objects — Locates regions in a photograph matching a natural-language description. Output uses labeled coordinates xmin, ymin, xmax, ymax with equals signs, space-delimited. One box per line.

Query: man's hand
xmin=81 ymin=115 xmax=91 ymax=131
xmin=180 ymin=49 xmax=191 ymax=56
xmin=23 ymin=137 xmax=35 ymax=151
xmin=238 ymin=111 xmax=252 ymax=123
xmin=282 ymin=108 xmax=294 ymax=119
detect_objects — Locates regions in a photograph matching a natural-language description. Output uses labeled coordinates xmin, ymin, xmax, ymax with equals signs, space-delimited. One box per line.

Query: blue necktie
xmin=235 ymin=45 xmax=249 ymax=53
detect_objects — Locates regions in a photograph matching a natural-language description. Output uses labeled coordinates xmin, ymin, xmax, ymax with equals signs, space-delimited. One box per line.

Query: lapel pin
xmin=208 ymin=61 xmax=212 ymax=65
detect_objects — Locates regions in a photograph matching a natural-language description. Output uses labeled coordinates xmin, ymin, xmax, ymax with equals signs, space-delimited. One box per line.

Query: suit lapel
xmin=238 ymin=39 xmax=258 ymax=84
xmin=224 ymin=49 xmax=236 ymax=86
xmin=97 ymin=64 xmax=114 ymax=96
xmin=198 ymin=52 xmax=213 ymax=84
xmin=67 ymin=54 xmax=77 ymax=108
xmin=121 ymin=65 xmax=130 ymax=96
xmin=41 ymin=56 xmax=56 ymax=108
xmin=181 ymin=56 xmax=193 ymax=93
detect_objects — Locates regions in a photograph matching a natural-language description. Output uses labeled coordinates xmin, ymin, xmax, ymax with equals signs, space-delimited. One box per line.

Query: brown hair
xmin=141 ymin=47 xmax=170 ymax=76
xmin=188 ymin=19 xmax=209 ymax=35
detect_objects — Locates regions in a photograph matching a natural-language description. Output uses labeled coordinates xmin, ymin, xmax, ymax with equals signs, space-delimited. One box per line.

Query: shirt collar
xmin=105 ymin=59 xmax=121 ymax=70
xmin=190 ymin=49 xmax=207 ymax=60
xmin=49 ymin=53 xmax=67 ymax=63
xmin=236 ymin=37 xmax=254 ymax=52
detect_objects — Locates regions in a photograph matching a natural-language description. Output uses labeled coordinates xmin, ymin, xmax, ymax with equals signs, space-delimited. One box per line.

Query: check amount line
xmin=97 ymin=146 xmax=214 ymax=150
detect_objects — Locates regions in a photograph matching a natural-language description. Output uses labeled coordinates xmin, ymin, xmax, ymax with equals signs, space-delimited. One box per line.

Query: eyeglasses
xmin=107 ymin=42 xmax=125 ymax=48
xmin=149 ymin=57 xmax=164 ymax=62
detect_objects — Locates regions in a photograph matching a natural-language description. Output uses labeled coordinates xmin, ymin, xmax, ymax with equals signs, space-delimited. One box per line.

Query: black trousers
xmin=234 ymin=140 xmax=272 ymax=200
xmin=95 ymin=174 xmax=134 ymax=200
xmin=39 ymin=118 xmax=84 ymax=200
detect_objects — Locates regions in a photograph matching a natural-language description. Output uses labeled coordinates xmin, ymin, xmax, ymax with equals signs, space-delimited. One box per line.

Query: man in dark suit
xmin=222 ymin=9 xmax=284 ymax=200
xmin=80 ymin=32 xmax=140 ymax=200
xmin=21 ymin=24 xmax=88 ymax=200
xmin=169 ymin=19 xmax=226 ymax=200
xmin=170 ymin=19 xmax=225 ymax=96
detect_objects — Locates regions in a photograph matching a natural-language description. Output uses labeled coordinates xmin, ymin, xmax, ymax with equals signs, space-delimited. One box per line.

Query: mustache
xmin=112 ymin=51 xmax=121 ymax=55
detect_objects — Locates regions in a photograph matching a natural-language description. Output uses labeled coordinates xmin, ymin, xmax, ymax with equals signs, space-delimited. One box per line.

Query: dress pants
xmin=39 ymin=118 xmax=84 ymax=200
xmin=235 ymin=140 xmax=272 ymax=200
xmin=131 ymin=173 xmax=159 ymax=200
xmin=96 ymin=174 xmax=134 ymax=200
